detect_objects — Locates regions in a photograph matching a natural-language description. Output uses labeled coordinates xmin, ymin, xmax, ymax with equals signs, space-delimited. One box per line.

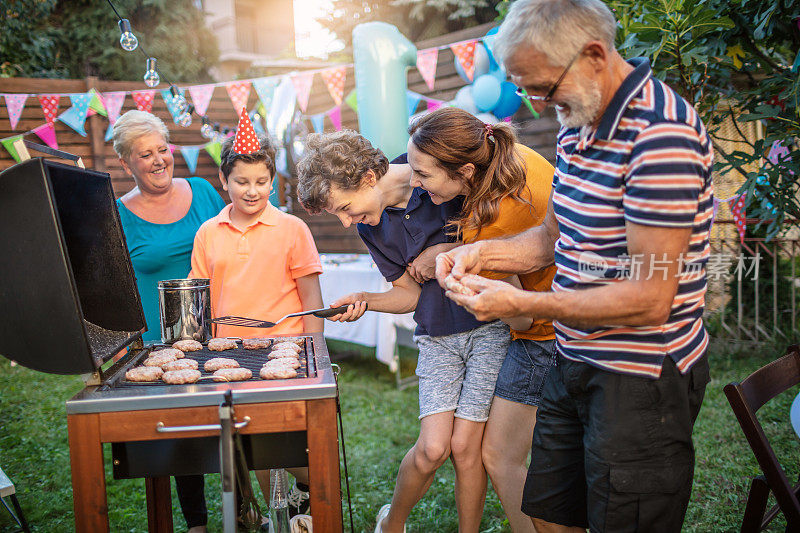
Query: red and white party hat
xmin=232 ymin=107 xmax=260 ymax=154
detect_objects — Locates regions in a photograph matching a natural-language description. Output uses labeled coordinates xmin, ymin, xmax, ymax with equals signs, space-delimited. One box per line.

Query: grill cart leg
xmin=307 ymin=398 xmax=343 ymax=532
xmin=145 ymin=477 xmax=174 ymax=532
xmin=67 ymin=413 xmax=110 ymax=532
xmin=219 ymin=391 xmax=237 ymax=533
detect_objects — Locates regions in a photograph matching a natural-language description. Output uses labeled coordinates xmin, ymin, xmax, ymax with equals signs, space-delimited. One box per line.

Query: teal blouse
xmin=117 ymin=177 xmax=226 ymax=342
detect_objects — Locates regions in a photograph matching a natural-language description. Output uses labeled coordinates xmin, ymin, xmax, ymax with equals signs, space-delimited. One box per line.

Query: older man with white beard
xmin=435 ymin=0 xmax=714 ymax=531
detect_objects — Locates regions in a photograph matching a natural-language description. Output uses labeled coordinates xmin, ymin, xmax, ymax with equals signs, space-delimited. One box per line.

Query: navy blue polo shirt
xmin=357 ymin=154 xmax=486 ymax=337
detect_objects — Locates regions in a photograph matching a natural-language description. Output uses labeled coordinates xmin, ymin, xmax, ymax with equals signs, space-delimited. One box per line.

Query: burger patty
xmin=208 ymin=338 xmax=238 ymax=351
xmin=144 ymin=352 xmax=179 ymax=367
xmin=173 ymin=339 xmax=203 ymax=352
xmin=259 ymin=364 xmax=297 ymax=380
xmin=162 ymin=359 xmax=199 ymax=371
xmin=125 ymin=366 xmax=164 ymax=382
xmin=271 ymin=342 xmax=301 ymax=354
xmin=213 ymin=367 xmax=253 ymax=381
xmin=162 ymin=369 xmax=201 ymax=384
xmin=242 ymin=337 xmax=271 ymax=350
xmin=204 ymin=357 xmax=239 ymax=372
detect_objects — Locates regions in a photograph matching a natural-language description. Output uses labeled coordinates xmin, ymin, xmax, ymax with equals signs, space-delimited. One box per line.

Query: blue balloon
xmin=471 ymin=74 xmax=502 ymax=112
xmin=492 ymin=81 xmax=522 ymax=119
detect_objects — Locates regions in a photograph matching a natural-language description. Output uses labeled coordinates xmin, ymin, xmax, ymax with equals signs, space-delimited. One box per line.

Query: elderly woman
xmin=113 ymin=110 xmax=225 ymax=533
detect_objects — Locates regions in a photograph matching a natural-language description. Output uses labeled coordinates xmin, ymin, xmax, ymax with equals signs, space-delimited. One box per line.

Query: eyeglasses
xmin=515 ymin=50 xmax=581 ymax=104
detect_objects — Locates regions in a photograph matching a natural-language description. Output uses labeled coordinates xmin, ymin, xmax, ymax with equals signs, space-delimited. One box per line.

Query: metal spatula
xmin=210 ymin=304 xmax=363 ymax=328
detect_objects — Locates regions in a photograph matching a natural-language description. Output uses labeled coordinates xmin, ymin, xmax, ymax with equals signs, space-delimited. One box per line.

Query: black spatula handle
xmin=312 ymin=303 xmax=369 ymax=318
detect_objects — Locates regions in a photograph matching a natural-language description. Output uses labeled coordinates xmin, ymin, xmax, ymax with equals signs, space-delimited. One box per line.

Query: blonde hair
xmin=112 ymin=110 xmax=170 ymax=160
xmin=408 ymin=107 xmax=529 ymax=239
xmin=296 ymin=130 xmax=389 ymax=214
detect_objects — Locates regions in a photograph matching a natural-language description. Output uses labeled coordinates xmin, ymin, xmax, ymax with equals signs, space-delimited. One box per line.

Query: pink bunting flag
xmin=427 ymin=99 xmax=443 ymax=112
xmin=327 ymin=106 xmax=342 ymax=131
xmin=320 ymin=67 xmax=346 ymax=106
xmin=32 ymin=122 xmax=58 ymax=150
xmin=131 ymin=90 xmax=156 ymax=113
xmin=417 ymin=49 xmax=439 ymax=91
xmin=103 ymin=91 xmax=126 ymax=124
xmin=189 ymin=84 xmax=215 ymax=116
xmin=450 ymin=40 xmax=477 ymax=82
xmin=38 ymin=94 xmax=60 ymax=125
xmin=731 ymin=193 xmax=747 ymax=244
xmin=3 ymin=94 xmax=28 ymax=130
xmin=168 ymin=144 xmax=177 ymax=154
xmin=290 ymin=72 xmax=315 ymax=113
xmin=225 ymin=81 xmax=251 ymax=115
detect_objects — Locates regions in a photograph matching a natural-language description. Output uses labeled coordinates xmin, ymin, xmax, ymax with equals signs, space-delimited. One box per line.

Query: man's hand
xmin=327 ymin=292 xmax=369 ymax=322
xmin=407 ymin=242 xmax=458 ymax=284
xmin=445 ymin=274 xmax=529 ymax=322
xmin=435 ymin=243 xmax=484 ymax=289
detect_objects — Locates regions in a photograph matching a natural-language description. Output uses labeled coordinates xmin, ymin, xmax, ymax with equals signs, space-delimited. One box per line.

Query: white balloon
xmin=474 ymin=43 xmax=491 ymax=78
xmin=453 ymin=86 xmax=479 ymax=114
xmin=475 ymin=112 xmax=499 ymax=124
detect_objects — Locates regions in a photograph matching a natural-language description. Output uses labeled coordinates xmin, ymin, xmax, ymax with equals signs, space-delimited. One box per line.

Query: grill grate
xmin=115 ymin=337 xmax=314 ymax=388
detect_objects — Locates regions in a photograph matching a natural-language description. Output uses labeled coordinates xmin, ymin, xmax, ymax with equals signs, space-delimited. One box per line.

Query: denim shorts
xmin=494 ymin=338 xmax=557 ymax=406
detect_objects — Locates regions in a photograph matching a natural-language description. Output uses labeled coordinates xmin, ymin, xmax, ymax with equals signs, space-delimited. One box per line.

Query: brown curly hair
xmin=296 ymin=130 xmax=389 ymax=214
xmin=408 ymin=107 xmax=529 ymax=239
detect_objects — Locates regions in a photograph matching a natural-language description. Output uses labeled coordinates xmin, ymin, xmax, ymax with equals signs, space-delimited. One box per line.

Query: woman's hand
xmin=407 ymin=242 xmax=460 ymax=284
xmin=327 ymin=292 xmax=369 ymax=322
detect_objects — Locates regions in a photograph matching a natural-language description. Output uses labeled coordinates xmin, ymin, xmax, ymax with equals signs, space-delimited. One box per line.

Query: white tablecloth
xmin=319 ymin=254 xmax=416 ymax=369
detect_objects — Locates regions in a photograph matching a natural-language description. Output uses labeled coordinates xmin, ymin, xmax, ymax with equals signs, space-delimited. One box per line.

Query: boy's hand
xmin=435 ymin=243 xmax=484 ymax=289
xmin=328 ymin=292 xmax=369 ymax=322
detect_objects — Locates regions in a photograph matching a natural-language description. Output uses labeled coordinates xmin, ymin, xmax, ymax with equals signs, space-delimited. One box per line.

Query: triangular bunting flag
xmin=3 ymin=94 xmax=28 ymax=130
xmin=131 ymin=90 xmax=156 ymax=113
xmin=407 ymin=91 xmax=423 ymax=117
xmin=105 ymin=122 xmax=114 ymax=142
xmin=189 ymin=84 xmax=215 ymax=116
xmin=38 ymin=94 xmax=60 ymax=125
xmin=450 ymin=41 xmax=477 ymax=81
xmin=102 ymin=91 xmax=126 ymax=124
xmin=344 ymin=89 xmax=358 ymax=113
xmin=731 ymin=193 xmax=747 ymax=244
xmin=1 ymin=135 xmax=25 ymax=162
xmin=253 ymin=78 xmax=279 ymax=111
xmin=205 ymin=141 xmax=222 ymax=166
xmin=427 ymin=99 xmax=443 ymax=112
xmin=161 ymin=87 xmax=187 ymax=124
xmin=32 ymin=122 xmax=58 ymax=150
xmin=250 ymin=110 xmax=266 ymax=136
xmin=327 ymin=106 xmax=342 ymax=131
xmin=290 ymin=72 xmax=314 ymax=113
xmin=69 ymin=92 xmax=92 ymax=129
xmin=416 ymin=49 xmax=438 ymax=91
xmin=58 ymin=106 xmax=88 ymax=136
xmin=320 ymin=67 xmax=346 ymax=106
xmin=180 ymin=146 xmax=200 ymax=174
xmin=233 ymin=107 xmax=260 ymax=154
xmin=87 ymin=89 xmax=107 ymax=117
xmin=226 ymin=81 xmax=252 ymax=115
xmin=168 ymin=144 xmax=176 ymax=154
xmin=310 ymin=114 xmax=324 ymax=133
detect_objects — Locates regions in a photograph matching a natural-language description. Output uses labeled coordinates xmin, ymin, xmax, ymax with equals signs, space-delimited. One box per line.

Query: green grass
xmin=0 ymin=338 xmax=798 ymax=532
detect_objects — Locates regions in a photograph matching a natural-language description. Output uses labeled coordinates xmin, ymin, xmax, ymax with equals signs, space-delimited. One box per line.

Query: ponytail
xmin=409 ymin=107 xmax=529 ymax=239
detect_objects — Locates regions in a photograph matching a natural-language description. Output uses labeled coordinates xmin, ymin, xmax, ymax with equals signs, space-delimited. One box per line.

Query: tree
xmin=0 ymin=0 xmax=219 ymax=82
xmin=316 ymin=0 xmax=502 ymax=53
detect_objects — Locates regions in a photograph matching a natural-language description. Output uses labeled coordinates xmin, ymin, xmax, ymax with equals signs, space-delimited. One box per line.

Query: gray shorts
xmin=414 ymin=321 xmax=511 ymax=422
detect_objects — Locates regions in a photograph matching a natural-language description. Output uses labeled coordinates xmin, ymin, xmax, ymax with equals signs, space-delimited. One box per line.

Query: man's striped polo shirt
xmin=551 ymin=58 xmax=714 ymax=379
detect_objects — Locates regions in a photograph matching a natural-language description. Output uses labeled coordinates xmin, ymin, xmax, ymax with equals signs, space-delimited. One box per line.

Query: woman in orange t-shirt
xmin=407 ymin=107 xmax=556 ymax=533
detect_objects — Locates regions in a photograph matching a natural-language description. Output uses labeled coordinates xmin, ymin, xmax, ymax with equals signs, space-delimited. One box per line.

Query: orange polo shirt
xmin=461 ymin=144 xmax=557 ymax=341
xmin=189 ymin=203 xmax=323 ymax=338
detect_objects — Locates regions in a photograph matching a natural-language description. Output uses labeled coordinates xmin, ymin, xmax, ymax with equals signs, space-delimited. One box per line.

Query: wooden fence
xmin=0 ymin=22 xmax=560 ymax=252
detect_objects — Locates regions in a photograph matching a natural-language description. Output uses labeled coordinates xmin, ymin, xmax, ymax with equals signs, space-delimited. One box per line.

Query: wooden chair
xmin=0 ymin=466 xmax=30 ymax=533
xmin=724 ymin=345 xmax=800 ymax=532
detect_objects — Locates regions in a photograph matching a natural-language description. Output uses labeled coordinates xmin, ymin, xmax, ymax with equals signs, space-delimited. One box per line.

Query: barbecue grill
xmin=0 ymin=159 xmax=343 ymax=532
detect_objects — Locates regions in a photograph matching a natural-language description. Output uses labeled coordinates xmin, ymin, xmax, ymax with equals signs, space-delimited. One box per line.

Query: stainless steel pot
xmin=158 ymin=279 xmax=211 ymax=343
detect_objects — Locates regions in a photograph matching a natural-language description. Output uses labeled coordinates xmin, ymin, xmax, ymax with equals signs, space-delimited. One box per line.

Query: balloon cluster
xmin=451 ymin=27 xmax=522 ymax=124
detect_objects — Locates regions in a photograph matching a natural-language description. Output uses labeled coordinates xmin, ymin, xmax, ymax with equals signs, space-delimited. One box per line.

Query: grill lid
xmin=0 ymin=158 xmax=145 ymax=374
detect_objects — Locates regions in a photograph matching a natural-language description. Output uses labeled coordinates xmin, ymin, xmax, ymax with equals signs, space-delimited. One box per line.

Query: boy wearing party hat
xmin=189 ymin=109 xmax=322 ymax=525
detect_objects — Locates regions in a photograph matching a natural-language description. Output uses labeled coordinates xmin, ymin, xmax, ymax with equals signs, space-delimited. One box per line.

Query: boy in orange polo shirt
xmin=189 ymin=117 xmax=322 ymax=525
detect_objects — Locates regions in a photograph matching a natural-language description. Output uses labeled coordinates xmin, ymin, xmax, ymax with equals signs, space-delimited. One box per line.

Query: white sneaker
xmin=374 ymin=504 xmax=405 ymax=533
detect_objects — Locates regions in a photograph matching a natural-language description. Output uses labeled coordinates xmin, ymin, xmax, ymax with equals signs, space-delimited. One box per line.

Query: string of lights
xmin=106 ymin=0 xmax=232 ymax=140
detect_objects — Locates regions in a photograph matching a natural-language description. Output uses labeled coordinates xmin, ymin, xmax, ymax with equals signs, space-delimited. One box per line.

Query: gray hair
xmin=112 ymin=110 xmax=170 ymax=160
xmin=494 ymin=0 xmax=617 ymax=67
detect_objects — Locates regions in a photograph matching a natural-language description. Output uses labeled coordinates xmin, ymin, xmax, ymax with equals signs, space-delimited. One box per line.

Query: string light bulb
xmin=200 ymin=117 xmax=214 ymax=139
xmin=118 ymin=19 xmax=138 ymax=51
xmin=178 ymin=104 xmax=194 ymax=127
xmin=143 ymin=57 xmax=160 ymax=87
xmin=170 ymin=85 xmax=189 ymax=115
